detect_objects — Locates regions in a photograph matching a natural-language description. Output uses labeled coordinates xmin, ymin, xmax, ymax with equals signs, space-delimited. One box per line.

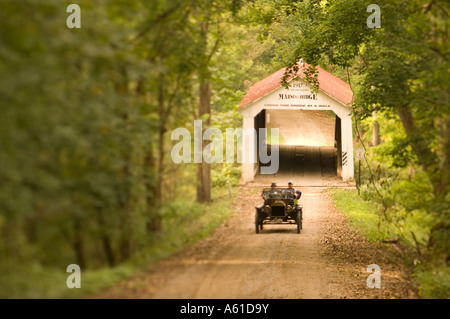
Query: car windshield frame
xmin=262 ymin=188 xmax=296 ymax=200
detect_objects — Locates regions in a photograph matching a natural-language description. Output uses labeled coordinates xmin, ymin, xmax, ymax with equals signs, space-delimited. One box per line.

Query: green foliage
xmin=330 ymin=187 xmax=449 ymax=298
xmin=1 ymin=0 xmax=447 ymax=299
xmin=355 ymin=110 xmax=443 ymax=253
xmin=353 ymin=106 xmax=450 ymax=297
xmin=264 ymin=0 xmax=449 ymax=271
xmin=0 ymin=0 xmax=170 ymax=280
xmin=415 ymin=266 xmax=450 ymax=299
xmin=363 ymin=113 xmax=416 ymax=168
xmin=0 ymin=0 xmax=272 ymax=298
xmin=271 ymin=0 xmax=450 ymax=205
xmin=0 ymin=194 xmax=233 ymax=298
xmin=212 ymin=163 xmax=242 ymax=188
xmin=265 ymin=127 xmax=286 ymax=145
xmin=329 ymin=188 xmax=394 ymax=242
xmin=207 ymin=108 xmax=243 ymax=188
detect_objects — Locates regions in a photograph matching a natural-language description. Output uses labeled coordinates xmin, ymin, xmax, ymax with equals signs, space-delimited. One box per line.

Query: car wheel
xmin=297 ymin=210 xmax=301 ymax=234
xmin=255 ymin=211 xmax=260 ymax=234
xmin=299 ymin=208 xmax=303 ymax=229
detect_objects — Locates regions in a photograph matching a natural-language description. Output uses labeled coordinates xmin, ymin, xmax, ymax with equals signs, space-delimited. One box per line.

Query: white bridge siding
xmin=240 ymin=78 xmax=354 ymax=184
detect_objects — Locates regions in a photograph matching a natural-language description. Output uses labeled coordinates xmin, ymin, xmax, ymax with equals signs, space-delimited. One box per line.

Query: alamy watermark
xmin=367 ymin=4 xmax=381 ymax=29
xmin=171 ymin=120 xmax=280 ymax=174
xmin=66 ymin=264 xmax=81 ymax=288
xmin=66 ymin=4 xmax=81 ymax=29
xmin=65 ymin=4 xmax=379 ymax=30
xmin=366 ymin=264 xmax=381 ymax=289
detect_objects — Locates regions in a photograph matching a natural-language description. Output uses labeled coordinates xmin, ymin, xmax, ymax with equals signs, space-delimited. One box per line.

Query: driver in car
xmin=283 ymin=181 xmax=301 ymax=201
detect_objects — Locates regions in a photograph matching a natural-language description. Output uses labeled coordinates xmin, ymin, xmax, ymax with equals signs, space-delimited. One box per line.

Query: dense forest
xmin=0 ymin=0 xmax=448 ymax=298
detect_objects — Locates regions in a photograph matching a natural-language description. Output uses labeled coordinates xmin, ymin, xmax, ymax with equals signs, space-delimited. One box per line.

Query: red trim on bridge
xmin=239 ymin=63 xmax=353 ymax=108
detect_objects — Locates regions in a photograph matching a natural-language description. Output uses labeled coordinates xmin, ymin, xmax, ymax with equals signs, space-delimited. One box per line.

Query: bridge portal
xmin=239 ymin=64 xmax=354 ymax=186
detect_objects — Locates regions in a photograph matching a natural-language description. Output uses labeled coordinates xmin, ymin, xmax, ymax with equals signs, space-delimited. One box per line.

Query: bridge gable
xmin=240 ymin=78 xmax=351 ymax=120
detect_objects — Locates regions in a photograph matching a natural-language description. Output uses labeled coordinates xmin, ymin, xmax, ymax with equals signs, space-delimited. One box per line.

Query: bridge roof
xmin=239 ymin=63 xmax=353 ymax=108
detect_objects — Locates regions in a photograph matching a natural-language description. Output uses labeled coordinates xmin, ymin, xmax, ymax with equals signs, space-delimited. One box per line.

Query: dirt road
xmin=95 ymin=187 xmax=418 ymax=299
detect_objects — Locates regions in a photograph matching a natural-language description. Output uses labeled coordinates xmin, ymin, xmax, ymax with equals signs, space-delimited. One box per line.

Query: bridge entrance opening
xmin=239 ymin=63 xmax=354 ymax=186
xmin=254 ymin=109 xmax=343 ymax=186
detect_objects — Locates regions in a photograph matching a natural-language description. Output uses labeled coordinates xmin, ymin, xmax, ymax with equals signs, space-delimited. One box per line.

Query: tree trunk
xmin=72 ymin=217 xmax=86 ymax=270
xmin=197 ymin=78 xmax=211 ymax=203
xmin=102 ymin=232 xmax=115 ymax=267
xmin=156 ymin=74 xmax=165 ymax=205
xmin=397 ymin=105 xmax=449 ymax=258
xmin=96 ymin=208 xmax=115 ymax=267
xmin=119 ymin=220 xmax=131 ymax=261
xmin=119 ymin=166 xmax=132 ymax=262
xmin=144 ymin=143 xmax=160 ymax=233
xmin=435 ymin=115 xmax=450 ymax=198
xmin=372 ymin=111 xmax=380 ymax=146
xmin=149 ymin=73 xmax=166 ymax=231
xmin=397 ymin=105 xmax=437 ymax=183
xmin=196 ymin=21 xmax=212 ymax=203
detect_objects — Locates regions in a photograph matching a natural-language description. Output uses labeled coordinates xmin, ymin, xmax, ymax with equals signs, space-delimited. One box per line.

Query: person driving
xmin=283 ymin=181 xmax=301 ymax=200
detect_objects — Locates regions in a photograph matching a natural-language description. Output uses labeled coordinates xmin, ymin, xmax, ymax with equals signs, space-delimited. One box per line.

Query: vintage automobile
xmin=255 ymin=187 xmax=303 ymax=234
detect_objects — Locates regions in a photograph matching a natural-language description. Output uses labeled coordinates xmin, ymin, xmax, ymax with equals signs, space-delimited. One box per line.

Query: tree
xmin=132 ymin=0 xmax=198 ymax=227
xmin=187 ymin=0 xmax=245 ymax=202
xmin=272 ymin=0 xmax=449 ymax=259
xmin=372 ymin=111 xmax=380 ymax=146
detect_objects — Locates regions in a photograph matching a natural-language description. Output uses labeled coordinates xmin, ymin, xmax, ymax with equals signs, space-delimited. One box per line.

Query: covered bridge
xmin=239 ymin=63 xmax=354 ymax=185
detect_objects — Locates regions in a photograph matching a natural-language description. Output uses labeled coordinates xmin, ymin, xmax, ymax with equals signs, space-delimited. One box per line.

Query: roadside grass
xmin=328 ymin=187 xmax=450 ymax=299
xmin=414 ymin=266 xmax=450 ymax=299
xmin=0 ymin=187 xmax=234 ymax=299
xmin=328 ymin=188 xmax=396 ymax=242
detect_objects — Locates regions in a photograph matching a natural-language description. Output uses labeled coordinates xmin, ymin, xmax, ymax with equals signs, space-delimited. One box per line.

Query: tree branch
xmin=207 ymin=38 xmax=220 ymax=64
xmin=133 ymin=6 xmax=180 ymax=41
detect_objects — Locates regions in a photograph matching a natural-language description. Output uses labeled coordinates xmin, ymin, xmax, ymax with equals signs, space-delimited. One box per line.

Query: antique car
xmin=255 ymin=187 xmax=303 ymax=234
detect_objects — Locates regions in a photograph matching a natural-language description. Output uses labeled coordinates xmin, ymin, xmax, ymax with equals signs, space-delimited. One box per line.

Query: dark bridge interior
xmin=254 ymin=109 xmax=342 ymax=186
